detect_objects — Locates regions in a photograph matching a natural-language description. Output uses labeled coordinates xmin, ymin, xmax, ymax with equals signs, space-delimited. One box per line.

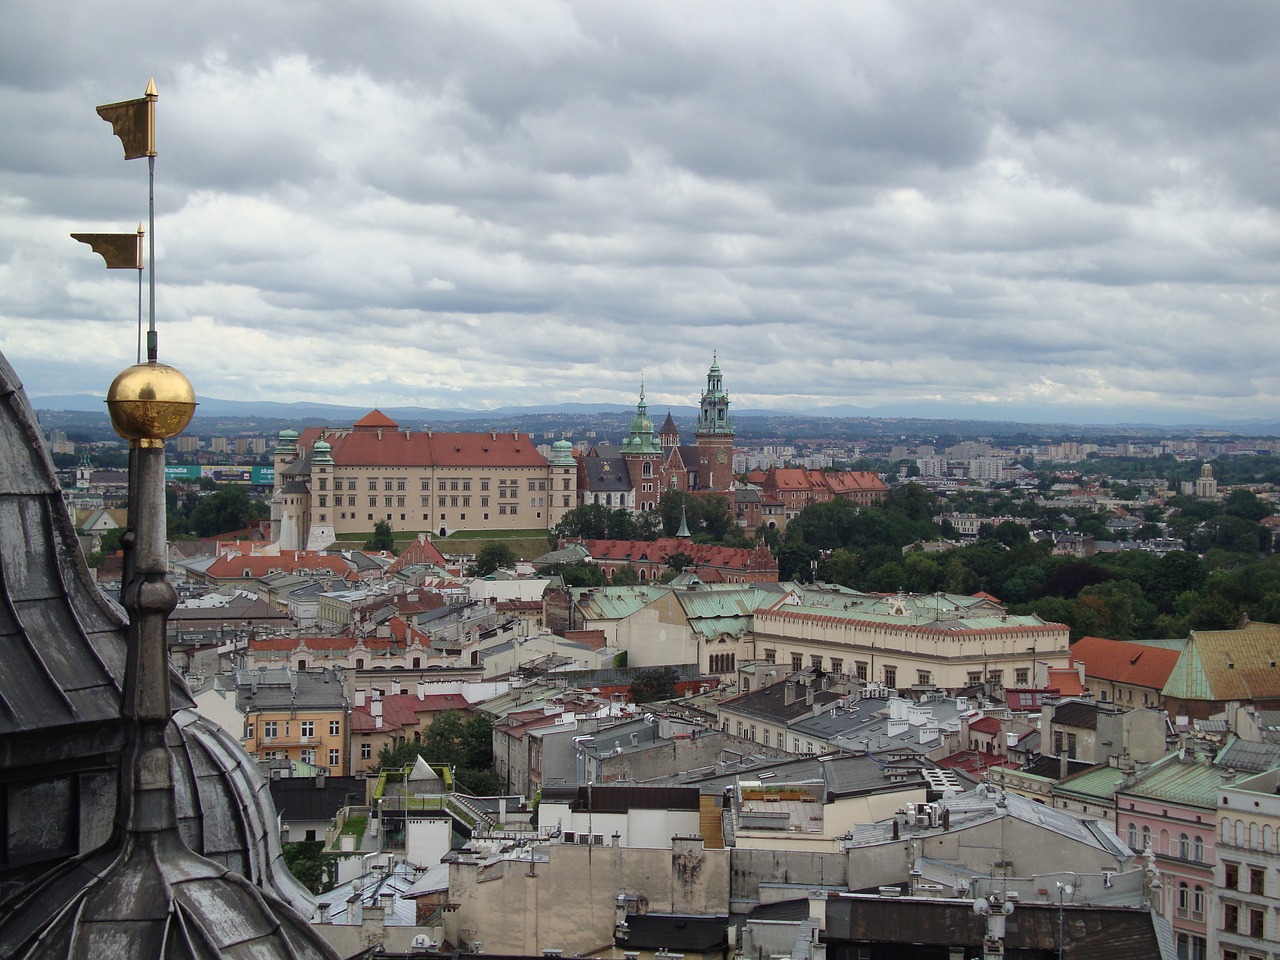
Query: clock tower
xmin=694 ymin=355 xmax=734 ymax=491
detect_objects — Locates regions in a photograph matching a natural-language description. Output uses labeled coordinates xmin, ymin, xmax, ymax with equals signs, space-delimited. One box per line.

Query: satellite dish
xmin=1004 ymin=900 xmax=1016 ymax=915
xmin=973 ymin=897 xmax=990 ymax=916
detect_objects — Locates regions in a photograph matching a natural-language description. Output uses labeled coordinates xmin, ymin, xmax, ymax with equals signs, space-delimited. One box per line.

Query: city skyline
xmin=3 ymin=3 xmax=1280 ymax=423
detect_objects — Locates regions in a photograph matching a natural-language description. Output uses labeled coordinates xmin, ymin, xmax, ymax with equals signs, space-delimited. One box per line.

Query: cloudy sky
xmin=2 ymin=2 xmax=1279 ymax=424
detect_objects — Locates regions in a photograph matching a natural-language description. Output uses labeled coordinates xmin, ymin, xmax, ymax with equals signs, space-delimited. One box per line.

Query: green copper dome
xmin=622 ymin=386 xmax=661 ymax=455
xmin=549 ymin=439 xmax=576 ymax=466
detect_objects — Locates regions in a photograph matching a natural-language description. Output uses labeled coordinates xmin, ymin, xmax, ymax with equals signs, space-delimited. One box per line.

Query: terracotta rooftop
xmin=297 ymin=427 xmax=547 ymax=468
xmin=1071 ymin=635 xmax=1180 ymax=690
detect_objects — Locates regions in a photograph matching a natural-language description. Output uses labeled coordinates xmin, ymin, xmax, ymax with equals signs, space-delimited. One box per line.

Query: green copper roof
xmin=623 ymin=387 xmax=661 ymax=454
xmin=1117 ymin=750 xmax=1223 ymax=809
xmin=1053 ymin=763 xmax=1127 ymax=803
xmin=549 ymin=438 xmax=576 ymax=466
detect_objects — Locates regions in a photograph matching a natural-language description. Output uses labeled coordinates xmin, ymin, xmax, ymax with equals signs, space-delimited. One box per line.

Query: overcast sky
xmin=2 ymin=2 xmax=1279 ymax=424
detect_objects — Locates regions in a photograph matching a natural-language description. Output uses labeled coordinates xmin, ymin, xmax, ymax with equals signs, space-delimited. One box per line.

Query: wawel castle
xmin=271 ymin=358 xmax=739 ymax=550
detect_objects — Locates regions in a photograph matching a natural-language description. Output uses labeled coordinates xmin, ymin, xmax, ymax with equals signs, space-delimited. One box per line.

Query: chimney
xmin=784 ymin=682 xmax=797 ymax=707
xmin=362 ymin=902 xmax=385 ymax=945
xmin=354 ymin=688 xmax=366 ymax=707
xmin=805 ymin=685 xmax=815 ymax=706
xmin=1059 ymin=751 xmax=1069 ymax=781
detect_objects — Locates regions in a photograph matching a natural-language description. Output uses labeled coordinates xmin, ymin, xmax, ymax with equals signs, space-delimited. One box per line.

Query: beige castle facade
xmin=271 ymin=410 xmax=578 ymax=550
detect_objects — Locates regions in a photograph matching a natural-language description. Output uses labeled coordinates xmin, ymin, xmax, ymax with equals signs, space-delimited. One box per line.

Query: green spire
xmin=676 ymin=504 xmax=691 ymax=538
xmin=623 ymin=382 xmax=661 ymax=455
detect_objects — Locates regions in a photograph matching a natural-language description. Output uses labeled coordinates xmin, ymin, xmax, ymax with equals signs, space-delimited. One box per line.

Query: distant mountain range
xmin=29 ymin=393 xmax=1280 ymax=436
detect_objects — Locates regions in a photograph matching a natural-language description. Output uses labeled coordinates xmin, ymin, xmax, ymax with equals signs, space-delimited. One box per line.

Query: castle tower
xmin=304 ymin=439 xmax=337 ymax=551
xmin=694 ymin=356 xmax=734 ymax=491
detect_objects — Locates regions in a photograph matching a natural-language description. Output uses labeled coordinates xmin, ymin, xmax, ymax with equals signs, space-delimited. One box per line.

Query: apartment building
xmin=236 ymin=667 xmax=350 ymax=774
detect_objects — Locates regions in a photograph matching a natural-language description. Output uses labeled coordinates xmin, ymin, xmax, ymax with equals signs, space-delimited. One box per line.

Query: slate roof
xmin=1072 ymin=635 xmax=1180 ymax=689
xmin=1052 ymin=699 xmax=1123 ymax=731
xmin=235 ymin=667 xmax=349 ymax=713
xmin=0 ymin=352 xmax=129 ymax=739
xmin=579 ymin=452 xmax=634 ymax=492
xmin=718 ymin=676 xmax=843 ymax=724
xmin=1163 ymin=621 xmax=1280 ymax=702
xmin=1215 ymin=736 xmax=1280 ymax=774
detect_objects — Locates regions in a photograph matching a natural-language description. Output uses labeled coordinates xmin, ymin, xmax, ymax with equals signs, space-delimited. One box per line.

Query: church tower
xmin=621 ymin=384 xmax=663 ymax=511
xmin=694 ymin=355 xmax=734 ymax=491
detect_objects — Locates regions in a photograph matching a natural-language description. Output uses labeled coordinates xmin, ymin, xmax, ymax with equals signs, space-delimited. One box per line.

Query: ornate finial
xmin=106 ymin=361 xmax=197 ymax=448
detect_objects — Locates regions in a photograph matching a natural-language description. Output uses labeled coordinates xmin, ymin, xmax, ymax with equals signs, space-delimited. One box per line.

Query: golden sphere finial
xmin=106 ymin=361 xmax=197 ymax=447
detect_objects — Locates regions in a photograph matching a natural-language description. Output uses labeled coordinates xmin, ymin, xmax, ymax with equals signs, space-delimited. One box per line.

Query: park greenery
xmin=166 ymin=480 xmax=270 ymax=538
xmin=771 ymin=482 xmax=1277 ymax=643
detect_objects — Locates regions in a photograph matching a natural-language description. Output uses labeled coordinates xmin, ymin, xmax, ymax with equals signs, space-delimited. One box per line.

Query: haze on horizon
xmin=2 ymin=2 xmax=1279 ymax=425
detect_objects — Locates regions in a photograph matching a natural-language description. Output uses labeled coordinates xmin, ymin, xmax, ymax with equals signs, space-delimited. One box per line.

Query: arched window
xmin=643 ymin=461 xmax=652 ymax=477
xmin=1141 ymin=826 xmax=1152 ymax=851
xmin=1194 ymin=835 xmax=1204 ymax=861
xmin=1127 ymin=823 xmax=1137 ymax=848
xmin=1193 ymin=885 xmax=1205 ymax=917
xmin=1177 ymin=882 xmax=1189 ymax=913
xmin=1264 ymin=824 xmax=1274 ymax=851
xmin=1179 ymin=833 xmax=1190 ymax=859
xmin=1222 ymin=818 xmax=1232 ymax=844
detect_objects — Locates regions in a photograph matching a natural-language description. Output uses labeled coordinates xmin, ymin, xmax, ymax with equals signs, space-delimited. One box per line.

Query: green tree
xmin=474 ymin=542 xmax=517 ymax=576
xmin=99 ymin=527 xmax=127 ymax=554
xmin=630 ymin=667 xmax=679 ymax=703
xmin=610 ymin=563 xmax=641 ymax=585
xmin=665 ymin=551 xmax=695 ymax=573
xmin=182 ymin=485 xmax=269 ymax=538
xmin=551 ymin=503 xmax=613 ymax=543
xmin=377 ymin=711 xmax=494 ymax=773
xmin=538 ymin=560 xmax=605 ymax=587
xmin=282 ymin=841 xmax=334 ymax=894
xmin=1223 ymin=489 xmax=1273 ymax=523
xmin=365 ymin=519 xmax=396 ymax=552
xmin=1186 ymin=591 xmax=1242 ymax=631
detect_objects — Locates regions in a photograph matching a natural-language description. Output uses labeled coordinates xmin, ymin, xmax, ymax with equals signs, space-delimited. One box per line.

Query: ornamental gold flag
xmin=71 ymin=230 xmax=143 ymax=269
xmin=96 ymin=78 xmax=156 ymax=159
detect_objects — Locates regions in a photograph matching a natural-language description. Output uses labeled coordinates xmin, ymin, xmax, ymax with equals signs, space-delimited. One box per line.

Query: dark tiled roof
xmin=1052 ymin=699 xmax=1120 ymax=731
xmin=269 ymin=776 xmax=366 ymax=823
xmin=826 ymin=897 xmax=1164 ymax=958
xmin=617 ymin=914 xmax=729 ymax=952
